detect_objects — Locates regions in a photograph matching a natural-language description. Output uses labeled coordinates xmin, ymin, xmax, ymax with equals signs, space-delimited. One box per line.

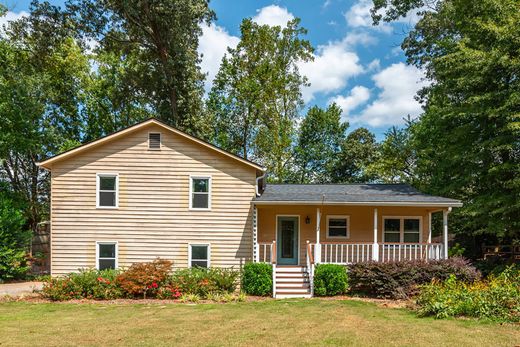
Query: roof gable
xmin=37 ymin=118 xmax=265 ymax=171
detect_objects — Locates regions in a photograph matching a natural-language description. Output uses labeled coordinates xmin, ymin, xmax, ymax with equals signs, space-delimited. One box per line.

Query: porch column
xmin=372 ymin=208 xmax=379 ymax=261
xmin=428 ymin=211 xmax=432 ymax=243
xmin=253 ymin=205 xmax=259 ymax=262
xmin=315 ymin=207 xmax=321 ymax=263
xmin=442 ymin=208 xmax=451 ymax=259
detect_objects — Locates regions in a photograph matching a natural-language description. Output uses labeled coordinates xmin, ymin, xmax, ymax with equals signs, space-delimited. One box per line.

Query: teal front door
xmin=277 ymin=216 xmax=299 ymax=265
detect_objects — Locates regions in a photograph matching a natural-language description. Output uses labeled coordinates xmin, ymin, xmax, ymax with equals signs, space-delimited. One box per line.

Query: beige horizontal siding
xmin=50 ymin=124 xmax=257 ymax=275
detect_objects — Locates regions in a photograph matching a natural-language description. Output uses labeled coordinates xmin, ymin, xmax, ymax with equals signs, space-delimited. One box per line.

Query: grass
xmin=1 ymin=299 xmax=518 ymax=346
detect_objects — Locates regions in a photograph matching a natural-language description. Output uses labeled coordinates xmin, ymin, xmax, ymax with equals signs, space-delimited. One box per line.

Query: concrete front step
xmin=276 ymin=293 xmax=312 ymax=299
xmin=274 ymin=265 xmax=311 ymax=298
xmin=276 ymin=288 xmax=311 ymax=294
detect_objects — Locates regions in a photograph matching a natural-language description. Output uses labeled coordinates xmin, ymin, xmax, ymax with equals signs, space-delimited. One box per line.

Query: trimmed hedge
xmin=241 ymin=262 xmax=272 ymax=296
xmin=314 ymin=264 xmax=348 ymax=296
xmin=347 ymin=257 xmax=480 ymax=299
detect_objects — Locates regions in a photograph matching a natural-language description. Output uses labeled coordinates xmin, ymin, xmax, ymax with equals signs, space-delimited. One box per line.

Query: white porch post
xmin=253 ymin=205 xmax=259 ymax=262
xmin=443 ymin=208 xmax=451 ymax=259
xmin=315 ymin=207 xmax=321 ymax=263
xmin=372 ymin=208 xmax=379 ymax=261
xmin=428 ymin=211 xmax=432 ymax=243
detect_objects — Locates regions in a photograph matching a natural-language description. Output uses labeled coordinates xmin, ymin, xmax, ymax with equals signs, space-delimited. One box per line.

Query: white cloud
xmin=367 ymin=59 xmax=380 ymax=71
xmin=252 ymin=5 xmax=294 ymax=27
xmin=0 ymin=11 xmax=28 ymax=32
xmin=329 ymin=86 xmax=371 ymax=117
xmin=351 ymin=63 xmax=428 ymax=127
xmin=298 ymin=32 xmax=375 ymax=103
xmin=345 ymin=0 xmax=392 ymax=33
xmin=198 ymin=24 xmax=240 ymax=91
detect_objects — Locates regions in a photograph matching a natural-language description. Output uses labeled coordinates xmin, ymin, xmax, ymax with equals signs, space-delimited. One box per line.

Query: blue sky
xmin=1 ymin=0 xmax=426 ymax=139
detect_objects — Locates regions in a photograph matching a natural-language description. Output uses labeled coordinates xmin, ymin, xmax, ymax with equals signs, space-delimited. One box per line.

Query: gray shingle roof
xmin=253 ymin=184 xmax=462 ymax=206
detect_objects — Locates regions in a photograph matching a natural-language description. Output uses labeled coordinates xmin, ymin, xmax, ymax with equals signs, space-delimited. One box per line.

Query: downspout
xmin=255 ymin=173 xmax=266 ymax=197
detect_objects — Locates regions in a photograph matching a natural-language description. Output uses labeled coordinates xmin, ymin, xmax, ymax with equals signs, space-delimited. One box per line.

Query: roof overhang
xmin=252 ymin=200 xmax=463 ymax=207
xmin=37 ymin=118 xmax=266 ymax=172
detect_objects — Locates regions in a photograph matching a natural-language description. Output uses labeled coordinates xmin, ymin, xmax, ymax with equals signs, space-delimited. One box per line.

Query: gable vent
xmin=149 ymin=133 xmax=161 ymax=149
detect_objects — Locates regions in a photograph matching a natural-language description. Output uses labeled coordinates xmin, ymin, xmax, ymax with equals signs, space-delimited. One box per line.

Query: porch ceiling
xmin=253 ymin=184 xmax=462 ymax=207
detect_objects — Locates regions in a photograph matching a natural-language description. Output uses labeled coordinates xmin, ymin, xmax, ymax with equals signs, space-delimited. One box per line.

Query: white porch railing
xmin=320 ymin=242 xmax=374 ymax=264
xmin=306 ymin=241 xmax=315 ymax=296
xmin=258 ymin=242 xmax=273 ymax=263
xmin=379 ymin=243 xmax=444 ymax=262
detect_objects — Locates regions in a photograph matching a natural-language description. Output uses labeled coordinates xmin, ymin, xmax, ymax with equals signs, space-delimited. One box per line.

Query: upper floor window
xmin=97 ymin=173 xmax=118 ymax=208
xmin=326 ymin=215 xmax=349 ymax=238
xmin=383 ymin=217 xmax=421 ymax=243
xmin=149 ymin=133 xmax=161 ymax=150
xmin=190 ymin=176 xmax=211 ymax=210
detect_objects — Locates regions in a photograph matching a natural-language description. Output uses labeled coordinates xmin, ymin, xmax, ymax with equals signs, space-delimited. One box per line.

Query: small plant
xmin=221 ymin=292 xmax=234 ymax=303
xmin=180 ymin=293 xmax=200 ymax=303
xmin=116 ymin=258 xmax=172 ymax=298
xmin=417 ymin=266 xmax=520 ymax=321
xmin=313 ymin=264 xmax=348 ymax=296
xmin=205 ymin=292 xmax=223 ymax=302
xmin=156 ymin=284 xmax=182 ymax=299
xmin=236 ymin=292 xmax=247 ymax=302
xmin=241 ymin=262 xmax=272 ymax=296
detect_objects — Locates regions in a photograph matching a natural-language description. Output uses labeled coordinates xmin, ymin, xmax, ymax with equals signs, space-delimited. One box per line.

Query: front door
xmin=277 ymin=216 xmax=299 ymax=265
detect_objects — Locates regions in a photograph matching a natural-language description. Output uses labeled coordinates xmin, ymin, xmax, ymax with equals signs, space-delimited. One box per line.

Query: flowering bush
xmin=171 ymin=267 xmax=239 ymax=297
xmin=417 ymin=266 xmax=520 ymax=321
xmin=116 ymin=258 xmax=172 ymax=298
xmin=42 ymin=268 xmax=122 ymax=301
xmin=347 ymin=257 xmax=480 ymax=299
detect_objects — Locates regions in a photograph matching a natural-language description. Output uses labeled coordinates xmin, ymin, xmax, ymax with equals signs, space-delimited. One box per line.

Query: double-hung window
xmin=190 ymin=176 xmax=211 ymax=210
xmin=383 ymin=217 xmax=421 ymax=243
xmin=326 ymin=215 xmax=350 ymax=238
xmin=189 ymin=244 xmax=210 ymax=268
xmin=97 ymin=173 xmax=118 ymax=208
xmin=96 ymin=242 xmax=118 ymax=270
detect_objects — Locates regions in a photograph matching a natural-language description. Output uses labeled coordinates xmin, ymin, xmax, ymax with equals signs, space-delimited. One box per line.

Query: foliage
xmin=292 ymin=104 xmax=347 ymax=183
xmin=417 ymin=266 xmax=520 ymax=321
xmin=116 ymin=259 xmax=172 ymax=298
xmin=347 ymin=258 xmax=480 ymax=299
xmin=41 ymin=268 xmax=122 ymax=301
xmin=0 ymin=191 xmax=32 ymax=281
xmin=170 ymin=267 xmax=239 ymax=297
xmin=313 ymin=264 xmax=348 ymax=296
xmin=207 ymin=18 xmax=313 ymax=181
xmin=371 ymin=0 xmax=520 ymax=241
xmin=241 ymin=262 xmax=272 ymax=296
xmin=68 ymin=0 xmax=215 ymax=133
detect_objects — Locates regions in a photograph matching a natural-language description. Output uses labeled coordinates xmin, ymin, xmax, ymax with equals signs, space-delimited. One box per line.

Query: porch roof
xmin=253 ymin=184 xmax=462 ymax=207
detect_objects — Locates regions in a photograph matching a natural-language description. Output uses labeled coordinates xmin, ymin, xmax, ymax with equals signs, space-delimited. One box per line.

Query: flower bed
xmin=42 ymin=259 xmax=241 ymax=301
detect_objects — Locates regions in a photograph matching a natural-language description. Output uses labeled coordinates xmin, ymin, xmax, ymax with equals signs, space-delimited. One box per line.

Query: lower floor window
xmin=96 ymin=242 xmax=118 ymax=270
xmin=383 ymin=217 xmax=421 ymax=243
xmin=189 ymin=244 xmax=210 ymax=268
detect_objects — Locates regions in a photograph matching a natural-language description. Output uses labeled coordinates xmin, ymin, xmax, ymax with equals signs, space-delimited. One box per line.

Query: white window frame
xmin=148 ymin=132 xmax=162 ymax=150
xmin=96 ymin=173 xmax=119 ymax=209
xmin=382 ymin=216 xmax=422 ymax=243
xmin=96 ymin=241 xmax=118 ymax=270
xmin=326 ymin=215 xmax=350 ymax=239
xmin=189 ymin=175 xmax=212 ymax=211
xmin=188 ymin=243 xmax=211 ymax=268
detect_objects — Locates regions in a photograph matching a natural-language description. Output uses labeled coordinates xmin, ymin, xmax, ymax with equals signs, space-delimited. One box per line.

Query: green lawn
xmin=1 ymin=299 xmax=518 ymax=346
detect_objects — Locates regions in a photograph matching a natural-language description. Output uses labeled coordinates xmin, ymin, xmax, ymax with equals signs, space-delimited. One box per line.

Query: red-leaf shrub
xmin=347 ymin=257 xmax=480 ymax=299
xmin=116 ymin=258 xmax=172 ymax=298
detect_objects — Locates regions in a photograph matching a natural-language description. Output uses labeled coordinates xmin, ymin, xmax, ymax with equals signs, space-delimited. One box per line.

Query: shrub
xmin=241 ymin=262 xmax=272 ymax=296
xmin=170 ymin=267 xmax=239 ymax=297
xmin=41 ymin=268 xmax=122 ymax=301
xmin=116 ymin=258 xmax=172 ymax=298
xmin=417 ymin=266 xmax=520 ymax=321
xmin=313 ymin=264 xmax=348 ymax=296
xmin=0 ymin=193 xmax=32 ymax=282
xmin=348 ymin=257 xmax=480 ymax=299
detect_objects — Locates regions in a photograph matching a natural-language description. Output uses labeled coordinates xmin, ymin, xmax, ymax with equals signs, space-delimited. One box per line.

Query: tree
xmin=371 ymin=0 xmax=520 ymax=239
xmin=207 ymin=18 xmax=313 ymax=181
xmin=366 ymin=126 xmax=415 ymax=183
xmin=68 ymin=0 xmax=215 ymax=134
xmin=293 ymin=104 xmax=347 ymax=183
xmin=333 ymin=127 xmax=378 ymax=183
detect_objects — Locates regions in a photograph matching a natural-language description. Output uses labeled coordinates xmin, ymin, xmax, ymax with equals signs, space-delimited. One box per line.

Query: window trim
xmin=326 ymin=215 xmax=350 ymax=239
xmin=188 ymin=243 xmax=211 ymax=268
xmin=189 ymin=175 xmax=212 ymax=211
xmin=96 ymin=173 xmax=119 ymax=209
xmin=148 ymin=132 xmax=162 ymax=150
xmin=96 ymin=241 xmax=118 ymax=270
xmin=382 ymin=216 xmax=422 ymax=243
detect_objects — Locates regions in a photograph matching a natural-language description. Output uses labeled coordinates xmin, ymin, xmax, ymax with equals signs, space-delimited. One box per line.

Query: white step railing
xmin=379 ymin=243 xmax=444 ymax=262
xmin=258 ymin=242 xmax=273 ymax=263
xmin=320 ymin=242 xmax=374 ymax=264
